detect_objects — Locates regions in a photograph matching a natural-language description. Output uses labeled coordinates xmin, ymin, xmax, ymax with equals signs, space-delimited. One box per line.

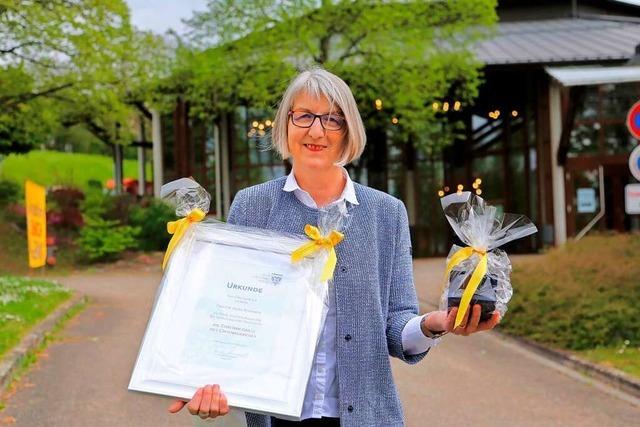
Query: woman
xmin=169 ymin=68 xmax=500 ymax=426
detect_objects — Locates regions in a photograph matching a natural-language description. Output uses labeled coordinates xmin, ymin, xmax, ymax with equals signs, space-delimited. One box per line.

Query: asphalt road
xmin=1 ymin=257 xmax=638 ymax=426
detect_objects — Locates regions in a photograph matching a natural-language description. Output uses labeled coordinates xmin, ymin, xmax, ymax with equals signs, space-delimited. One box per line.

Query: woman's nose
xmin=307 ymin=117 xmax=325 ymax=138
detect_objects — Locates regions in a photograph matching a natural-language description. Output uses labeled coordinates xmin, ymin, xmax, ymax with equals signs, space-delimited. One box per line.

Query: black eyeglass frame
xmin=288 ymin=110 xmax=346 ymax=131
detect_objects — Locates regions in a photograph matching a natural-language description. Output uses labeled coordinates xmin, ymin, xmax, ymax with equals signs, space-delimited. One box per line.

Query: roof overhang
xmin=545 ymin=65 xmax=640 ymax=87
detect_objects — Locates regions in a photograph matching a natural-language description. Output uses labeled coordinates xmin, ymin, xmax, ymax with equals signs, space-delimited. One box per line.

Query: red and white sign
xmin=627 ymin=100 xmax=640 ymax=140
xmin=625 ymin=183 xmax=640 ymax=215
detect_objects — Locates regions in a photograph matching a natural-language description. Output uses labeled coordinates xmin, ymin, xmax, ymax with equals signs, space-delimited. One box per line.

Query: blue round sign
xmin=630 ymin=145 xmax=640 ymax=181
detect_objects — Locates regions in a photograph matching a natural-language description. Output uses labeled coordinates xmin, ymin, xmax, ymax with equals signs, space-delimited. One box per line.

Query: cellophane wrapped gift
xmin=129 ymin=178 xmax=349 ymax=420
xmin=438 ymin=192 xmax=537 ymax=325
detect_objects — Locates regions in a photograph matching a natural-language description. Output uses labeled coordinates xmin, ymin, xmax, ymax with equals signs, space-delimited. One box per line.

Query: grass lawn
xmin=0 ymin=150 xmax=151 ymax=191
xmin=502 ymin=233 xmax=640 ymax=378
xmin=577 ymin=345 xmax=640 ymax=378
xmin=0 ymin=276 xmax=72 ymax=357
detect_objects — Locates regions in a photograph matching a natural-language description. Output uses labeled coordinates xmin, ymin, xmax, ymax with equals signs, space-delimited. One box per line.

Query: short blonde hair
xmin=271 ymin=67 xmax=366 ymax=166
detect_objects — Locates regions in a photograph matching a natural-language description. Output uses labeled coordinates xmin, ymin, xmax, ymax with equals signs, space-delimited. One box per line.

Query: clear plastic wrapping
xmin=129 ymin=179 xmax=348 ymax=420
xmin=438 ymin=192 xmax=538 ymax=322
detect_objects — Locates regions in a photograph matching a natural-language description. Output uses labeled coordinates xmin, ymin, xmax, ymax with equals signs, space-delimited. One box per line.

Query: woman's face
xmin=287 ymin=91 xmax=346 ymax=171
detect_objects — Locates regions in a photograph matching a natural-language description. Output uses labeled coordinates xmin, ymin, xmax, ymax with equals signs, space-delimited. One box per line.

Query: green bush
xmin=0 ymin=180 xmax=21 ymax=207
xmin=80 ymin=190 xmax=110 ymax=220
xmin=501 ymin=233 xmax=640 ymax=351
xmin=76 ymin=217 xmax=140 ymax=262
xmin=129 ymin=198 xmax=176 ymax=251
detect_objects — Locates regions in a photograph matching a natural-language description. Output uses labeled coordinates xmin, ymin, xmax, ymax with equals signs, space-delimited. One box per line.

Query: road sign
xmin=627 ymin=100 xmax=640 ymax=140
xmin=630 ymin=145 xmax=640 ymax=181
xmin=625 ymin=184 xmax=640 ymax=215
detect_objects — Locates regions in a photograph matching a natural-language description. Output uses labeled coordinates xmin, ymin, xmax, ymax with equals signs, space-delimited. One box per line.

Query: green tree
xmin=0 ymin=0 xmax=171 ymax=154
xmin=178 ymin=0 xmax=497 ymax=151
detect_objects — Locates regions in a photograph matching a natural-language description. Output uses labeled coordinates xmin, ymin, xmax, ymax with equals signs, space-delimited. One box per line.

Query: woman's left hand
xmin=422 ymin=304 xmax=501 ymax=337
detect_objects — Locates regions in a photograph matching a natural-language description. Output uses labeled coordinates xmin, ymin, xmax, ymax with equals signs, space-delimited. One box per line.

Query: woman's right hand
xmin=167 ymin=384 xmax=229 ymax=419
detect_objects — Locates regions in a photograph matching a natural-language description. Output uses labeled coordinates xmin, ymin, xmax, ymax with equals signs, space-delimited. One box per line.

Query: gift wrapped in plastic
xmin=439 ymin=192 xmax=538 ymax=328
xmin=129 ymin=178 xmax=348 ymax=420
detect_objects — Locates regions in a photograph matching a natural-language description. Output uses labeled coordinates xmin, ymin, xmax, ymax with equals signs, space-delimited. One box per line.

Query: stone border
xmin=498 ymin=332 xmax=640 ymax=399
xmin=0 ymin=292 xmax=86 ymax=391
xmin=418 ymin=300 xmax=640 ymax=401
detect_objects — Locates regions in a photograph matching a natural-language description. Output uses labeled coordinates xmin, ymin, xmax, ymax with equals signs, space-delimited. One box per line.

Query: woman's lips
xmin=304 ymin=143 xmax=326 ymax=152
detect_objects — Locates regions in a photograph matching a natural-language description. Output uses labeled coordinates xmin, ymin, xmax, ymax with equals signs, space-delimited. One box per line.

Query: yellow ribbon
xmin=291 ymin=224 xmax=344 ymax=282
xmin=444 ymin=246 xmax=488 ymax=328
xmin=161 ymin=208 xmax=206 ymax=270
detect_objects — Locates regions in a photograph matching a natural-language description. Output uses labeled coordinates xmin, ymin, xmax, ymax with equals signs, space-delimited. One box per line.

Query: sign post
xmin=25 ymin=180 xmax=47 ymax=268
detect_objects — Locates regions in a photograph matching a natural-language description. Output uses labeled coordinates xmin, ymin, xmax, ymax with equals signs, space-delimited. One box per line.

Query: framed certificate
xmin=129 ymin=222 xmax=327 ymax=419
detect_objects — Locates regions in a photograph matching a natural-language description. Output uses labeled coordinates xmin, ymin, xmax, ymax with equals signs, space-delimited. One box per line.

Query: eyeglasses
xmin=288 ymin=111 xmax=346 ymax=131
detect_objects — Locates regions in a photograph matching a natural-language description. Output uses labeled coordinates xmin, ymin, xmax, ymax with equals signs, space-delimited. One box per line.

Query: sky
xmin=126 ymin=0 xmax=209 ymax=35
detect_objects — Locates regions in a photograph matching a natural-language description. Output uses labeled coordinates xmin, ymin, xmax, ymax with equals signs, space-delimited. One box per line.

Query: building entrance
xmin=565 ymin=155 xmax=636 ymax=236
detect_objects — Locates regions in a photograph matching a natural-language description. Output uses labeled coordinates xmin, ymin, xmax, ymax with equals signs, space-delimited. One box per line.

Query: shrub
xmin=500 ymin=233 xmax=640 ymax=350
xmin=47 ymin=186 xmax=84 ymax=230
xmin=0 ymin=180 xmax=21 ymax=207
xmin=4 ymin=203 xmax=26 ymax=229
xmin=104 ymin=193 xmax=137 ymax=224
xmin=129 ymin=198 xmax=176 ymax=251
xmin=80 ymin=190 xmax=110 ymax=220
xmin=76 ymin=217 xmax=140 ymax=262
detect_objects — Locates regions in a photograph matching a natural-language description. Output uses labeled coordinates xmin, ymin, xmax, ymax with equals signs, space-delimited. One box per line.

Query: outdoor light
xmin=457 ymin=184 xmax=463 ymax=191
xmin=252 ymin=121 xmax=259 ymax=128
xmin=511 ymin=110 xmax=518 ymax=117
xmin=265 ymin=120 xmax=272 ymax=126
xmin=432 ymin=102 xmax=439 ymax=111
xmin=472 ymin=182 xmax=479 ymax=189
xmin=258 ymin=123 xmax=265 ymax=130
xmin=391 ymin=117 xmax=399 ymax=124
xmin=443 ymin=102 xmax=450 ymax=112
xmin=476 ymin=178 xmax=482 ymax=185
xmin=438 ymin=190 xmax=445 ymax=197
xmin=476 ymin=189 xmax=482 ymax=195
xmin=444 ymin=186 xmax=449 ymax=192
xmin=375 ymin=99 xmax=383 ymax=110
xmin=453 ymin=101 xmax=461 ymax=111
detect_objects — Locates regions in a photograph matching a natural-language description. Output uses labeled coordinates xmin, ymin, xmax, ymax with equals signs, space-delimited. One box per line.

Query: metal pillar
xmin=152 ymin=109 xmax=164 ymax=198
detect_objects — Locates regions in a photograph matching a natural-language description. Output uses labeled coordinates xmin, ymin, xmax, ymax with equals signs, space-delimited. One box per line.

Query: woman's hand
xmin=422 ymin=304 xmax=501 ymax=337
xmin=167 ymin=384 xmax=229 ymax=419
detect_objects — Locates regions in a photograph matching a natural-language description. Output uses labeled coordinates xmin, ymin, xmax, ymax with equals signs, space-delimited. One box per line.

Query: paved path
xmin=1 ymin=258 xmax=639 ymax=426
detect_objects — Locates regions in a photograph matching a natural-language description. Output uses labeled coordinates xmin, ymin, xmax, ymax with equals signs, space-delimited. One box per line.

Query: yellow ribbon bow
xmin=291 ymin=224 xmax=344 ymax=282
xmin=444 ymin=246 xmax=488 ymax=328
xmin=161 ymin=208 xmax=206 ymax=270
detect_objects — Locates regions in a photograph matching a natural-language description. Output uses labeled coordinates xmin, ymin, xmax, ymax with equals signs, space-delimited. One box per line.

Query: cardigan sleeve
xmin=386 ymin=199 xmax=429 ymax=364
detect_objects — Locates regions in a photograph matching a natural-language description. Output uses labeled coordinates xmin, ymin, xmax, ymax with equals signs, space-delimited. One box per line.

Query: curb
xmin=0 ymin=292 xmax=87 ymax=391
xmin=418 ymin=299 xmax=640 ymax=401
xmin=497 ymin=332 xmax=640 ymax=400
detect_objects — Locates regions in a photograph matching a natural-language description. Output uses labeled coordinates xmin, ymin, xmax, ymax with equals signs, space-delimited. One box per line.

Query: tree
xmin=0 ymin=0 xmax=171 ymax=154
xmin=178 ymin=0 xmax=497 ymax=152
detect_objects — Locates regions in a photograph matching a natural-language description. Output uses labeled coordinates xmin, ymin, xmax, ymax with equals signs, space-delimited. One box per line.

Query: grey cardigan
xmin=227 ymin=176 xmax=428 ymax=427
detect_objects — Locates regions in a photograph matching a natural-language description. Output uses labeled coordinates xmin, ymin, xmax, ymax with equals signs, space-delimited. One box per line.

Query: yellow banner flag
xmin=25 ymin=180 xmax=47 ymax=268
